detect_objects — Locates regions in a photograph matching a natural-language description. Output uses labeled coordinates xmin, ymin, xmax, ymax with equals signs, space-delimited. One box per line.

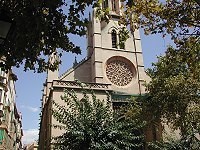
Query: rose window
xmin=106 ymin=58 xmax=135 ymax=86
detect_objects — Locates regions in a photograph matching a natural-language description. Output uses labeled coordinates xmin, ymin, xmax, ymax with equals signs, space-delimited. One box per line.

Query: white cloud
xmin=21 ymin=105 xmax=39 ymax=112
xmin=27 ymin=106 xmax=39 ymax=112
xmin=23 ymin=129 xmax=39 ymax=145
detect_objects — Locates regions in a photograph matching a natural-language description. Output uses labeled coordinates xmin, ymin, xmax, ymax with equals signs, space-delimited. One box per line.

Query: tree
xmin=121 ymin=0 xmax=200 ymax=39
xmin=144 ymin=36 xmax=200 ymax=144
xmin=111 ymin=0 xmax=200 ymax=139
xmin=52 ymin=86 xmax=144 ymax=150
xmin=1 ymin=0 xmax=199 ymax=72
xmin=121 ymin=0 xmax=200 ymax=147
xmin=148 ymin=134 xmax=200 ymax=150
xmin=0 ymin=0 xmax=98 ymax=72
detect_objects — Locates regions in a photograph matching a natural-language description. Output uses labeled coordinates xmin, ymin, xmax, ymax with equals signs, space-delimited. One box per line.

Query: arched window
xmin=119 ymin=33 xmax=125 ymax=49
xmin=111 ymin=30 xmax=117 ymax=48
xmin=103 ymin=0 xmax=108 ymax=9
xmin=0 ymin=89 xmax=2 ymax=102
xmin=112 ymin=0 xmax=116 ymax=11
xmin=111 ymin=0 xmax=119 ymax=13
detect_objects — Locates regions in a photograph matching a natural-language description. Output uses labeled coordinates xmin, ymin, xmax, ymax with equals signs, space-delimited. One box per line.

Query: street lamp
xmin=0 ymin=11 xmax=13 ymax=45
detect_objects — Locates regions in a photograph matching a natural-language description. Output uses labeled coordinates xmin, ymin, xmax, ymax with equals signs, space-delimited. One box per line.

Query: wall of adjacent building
xmin=0 ymin=61 xmax=23 ymax=150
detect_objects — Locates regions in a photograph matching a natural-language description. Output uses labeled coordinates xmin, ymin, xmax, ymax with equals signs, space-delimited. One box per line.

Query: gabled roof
xmin=59 ymin=56 xmax=91 ymax=80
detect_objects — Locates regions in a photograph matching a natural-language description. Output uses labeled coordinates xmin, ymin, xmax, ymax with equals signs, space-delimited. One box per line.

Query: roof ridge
xmin=59 ymin=56 xmax=90 ymax=80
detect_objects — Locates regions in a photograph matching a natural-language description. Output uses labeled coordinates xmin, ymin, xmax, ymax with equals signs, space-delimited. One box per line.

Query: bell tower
xmin=87 ymin=0 xmax=149 ymax=95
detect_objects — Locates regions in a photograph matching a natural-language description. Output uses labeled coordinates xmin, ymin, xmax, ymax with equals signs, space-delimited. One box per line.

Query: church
xmin=38 ymin=0 xmax=154 ymax=149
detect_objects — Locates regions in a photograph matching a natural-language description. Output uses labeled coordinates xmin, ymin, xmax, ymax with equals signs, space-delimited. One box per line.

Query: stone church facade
xmin=38 ymin=1 xmax=155 ymax=149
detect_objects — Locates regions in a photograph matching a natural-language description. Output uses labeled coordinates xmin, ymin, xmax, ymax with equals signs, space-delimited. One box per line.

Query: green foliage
xmin=122 ymin=0 xmax=200 ymax=40
xmin=148 ymin=130 xmax=200 ymax=150
xmin=146 ymin=37 xmax=200 ymax=135
xmin=0 ymin=0 xmax=98 ymax=72
xmin=118 ymin=27 xmax=129 ymax=49
xmin=136 ymin=1 xmax=200 ymax=145
xmin=1 ymin=0 xmax=199 ymax=71
xmin=52 ymin=85 xmax=144 ymax=150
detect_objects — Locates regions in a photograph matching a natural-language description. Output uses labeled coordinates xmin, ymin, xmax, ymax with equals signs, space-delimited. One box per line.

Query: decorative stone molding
xmin=106 ymin=56 xmax=136 ymax=86
xmin=53 ymin=80 xmax=111 ymax=90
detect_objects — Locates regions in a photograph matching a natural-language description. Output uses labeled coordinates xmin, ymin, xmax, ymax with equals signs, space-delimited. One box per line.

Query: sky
xmin=13 ymin=29 xmax=172 ymax=145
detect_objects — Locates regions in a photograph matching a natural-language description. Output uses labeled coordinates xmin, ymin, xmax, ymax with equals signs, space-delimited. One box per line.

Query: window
xmin=106 ymin=57 xmax=135 ymax=86
xmin=119 ymin=34 xmax=125 ymax=49
xmin=111 ymin=0 xmax=119 ymax=13
xmin=112 ymin=0 xmax=116 ymax=11
xmin=0 ymin=90 xmax=2 ymax=103
xmin=103 ymin=0 xmax=108 ymax=9
xmin=0 ymin=78 xmax=4 ymax=84
xmin=111 ymin=30 xmax=117 ymax=48
xmin=0 ymin=68 xmax=4 ymax=77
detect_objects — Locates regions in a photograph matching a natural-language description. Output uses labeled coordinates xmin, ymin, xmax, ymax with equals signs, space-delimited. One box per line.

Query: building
xmin=0 ymin=57 xmax=23 ymax=150
xmin=24 ymin=142 xmax=38 ymax=150
xmin=39 ymin=0 xmax=155 ymax=149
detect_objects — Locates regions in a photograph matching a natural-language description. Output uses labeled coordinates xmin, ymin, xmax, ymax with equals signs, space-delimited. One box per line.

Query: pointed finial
xmin=49 ymin=51 xmax=58 ymax=65
xmin=89 ymin=12 xmax=91 ymax=22
xmin=73 ymin=56 xmax=78 ymax=67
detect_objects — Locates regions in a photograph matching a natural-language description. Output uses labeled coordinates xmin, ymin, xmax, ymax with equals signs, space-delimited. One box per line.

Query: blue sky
xmin=13 ymin=30 xmax=172 ymax=145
